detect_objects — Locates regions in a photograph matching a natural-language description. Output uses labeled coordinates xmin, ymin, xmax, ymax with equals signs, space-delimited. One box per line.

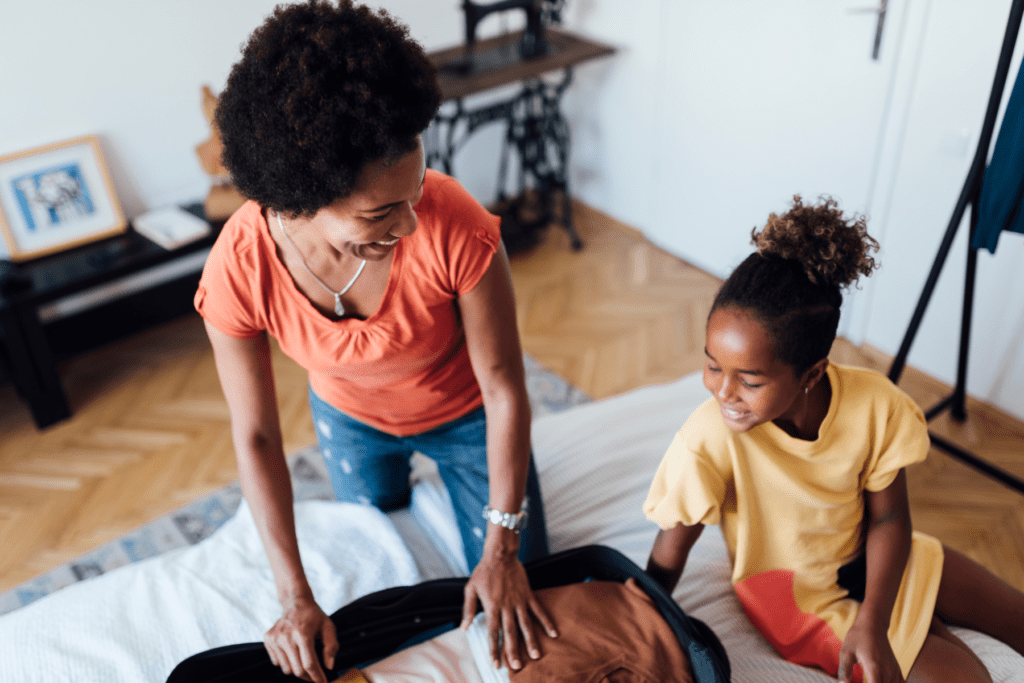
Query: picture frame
xmin=0 ymin=135 xmax=126 ymax=261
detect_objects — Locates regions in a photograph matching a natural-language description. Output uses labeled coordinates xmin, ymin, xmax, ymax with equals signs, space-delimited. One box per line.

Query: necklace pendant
xmin=274 ymin=214 xmax=366 ymax=320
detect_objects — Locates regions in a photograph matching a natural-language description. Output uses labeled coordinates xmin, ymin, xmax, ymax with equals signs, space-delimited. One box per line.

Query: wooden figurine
xmin=195 ymin=85 xmax=246 ymax=220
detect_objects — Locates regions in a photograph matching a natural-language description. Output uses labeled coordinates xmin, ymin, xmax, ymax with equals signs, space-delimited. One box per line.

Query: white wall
xmin=557 ymin=0 xmax=663 ymax=239
xmin=0 ymin=0 xmax=473 ymax=260
xmin=1 ymin=1 xmax=274 ymax=239
xmin=559 ymin=0 xmax=1024 ymax=420
xmin=561 ymin=1 xmax=907 ymax=278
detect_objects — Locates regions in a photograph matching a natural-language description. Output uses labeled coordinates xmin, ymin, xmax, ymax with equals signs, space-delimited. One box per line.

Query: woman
xmin=196 ymin=3 xmax=555 ymax=682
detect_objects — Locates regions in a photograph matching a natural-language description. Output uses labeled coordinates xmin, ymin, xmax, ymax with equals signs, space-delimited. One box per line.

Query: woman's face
xmin=291 ymin=138 xmax=427 ymax=261
xmin=702 ymin=306 xmax=810 ymax=433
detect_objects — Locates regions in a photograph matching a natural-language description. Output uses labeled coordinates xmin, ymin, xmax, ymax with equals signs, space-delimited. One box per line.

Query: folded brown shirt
xmin=510 ymin=580 xmax=694 ymax=683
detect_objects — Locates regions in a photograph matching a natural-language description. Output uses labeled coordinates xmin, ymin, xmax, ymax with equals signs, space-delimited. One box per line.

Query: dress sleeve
xmin=193 ymin=205 xmax=264 ymax=339
xmin=862 ymin=390 xmax=930 ymax=492
xmin=428 ymin=173 xmax=501 ymax=296
xmin=644 ymin=403 xmax=731 ymax=529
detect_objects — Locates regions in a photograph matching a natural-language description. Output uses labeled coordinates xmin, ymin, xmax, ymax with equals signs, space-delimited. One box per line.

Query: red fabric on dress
xmin=735 ymin=569 xmax=862 ymax=683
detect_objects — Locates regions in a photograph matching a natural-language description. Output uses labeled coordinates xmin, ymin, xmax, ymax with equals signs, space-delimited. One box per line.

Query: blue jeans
xmin=308 ymin=388 xmax=549 ymax=571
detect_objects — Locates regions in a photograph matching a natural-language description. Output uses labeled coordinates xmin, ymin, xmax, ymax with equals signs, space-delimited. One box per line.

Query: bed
xmin=1 ymin=372 xmax=1022 ymax=682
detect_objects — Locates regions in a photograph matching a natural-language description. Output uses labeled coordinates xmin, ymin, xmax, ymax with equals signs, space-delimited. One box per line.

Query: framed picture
xmin=0 ymin=135 xmax=126 ymax=261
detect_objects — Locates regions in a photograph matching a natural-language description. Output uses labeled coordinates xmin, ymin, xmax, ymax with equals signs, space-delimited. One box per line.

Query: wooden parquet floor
xmin=1 ymin=201 xmax=1022 ymax=596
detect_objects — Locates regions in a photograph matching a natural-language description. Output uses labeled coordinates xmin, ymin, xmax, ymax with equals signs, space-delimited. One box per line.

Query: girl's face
xmin=703 ymin=306 xmax=823 ymax=433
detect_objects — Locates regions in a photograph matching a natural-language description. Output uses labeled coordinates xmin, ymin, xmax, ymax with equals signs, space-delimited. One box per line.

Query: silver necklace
xmin=276 ymin=212 xmax=367 ymax=317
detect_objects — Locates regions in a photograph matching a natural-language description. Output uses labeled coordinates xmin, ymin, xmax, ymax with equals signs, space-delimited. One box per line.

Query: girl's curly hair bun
xmin=753 ymin=195 xmax=879 ymax=289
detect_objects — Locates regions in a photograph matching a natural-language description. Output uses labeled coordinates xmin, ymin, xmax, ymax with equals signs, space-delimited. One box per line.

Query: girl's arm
xmin=837 ymin=468 xmax=913 ymax=683
xmin=457 ymin=243 xmax=557 ymax=672
xmin=205 ymin=323 xmax=338 ymax=683
xmin=646 ymin=522 xmax=705 ymax=594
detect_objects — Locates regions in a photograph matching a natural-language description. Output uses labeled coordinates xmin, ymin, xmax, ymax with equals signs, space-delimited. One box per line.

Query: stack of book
xmin=132 ymin=206 xmax=211 ymax=250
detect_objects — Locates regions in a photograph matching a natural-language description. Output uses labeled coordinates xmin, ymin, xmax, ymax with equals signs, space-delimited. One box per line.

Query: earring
xmin=804 ymin=386 xmax=809 ymax=395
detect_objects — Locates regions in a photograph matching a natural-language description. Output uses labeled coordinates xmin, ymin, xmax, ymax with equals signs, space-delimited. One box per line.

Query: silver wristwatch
xmin=482 ymin=497 xmax=529 ymax=534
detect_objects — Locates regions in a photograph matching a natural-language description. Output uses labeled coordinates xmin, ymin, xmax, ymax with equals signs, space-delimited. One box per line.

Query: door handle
xmin=849 ymin=0 xmax=888 ymax=60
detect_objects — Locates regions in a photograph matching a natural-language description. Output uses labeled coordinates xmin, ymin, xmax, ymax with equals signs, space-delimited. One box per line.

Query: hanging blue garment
xmin=973 ymin=60 xmax=1024 ymax=253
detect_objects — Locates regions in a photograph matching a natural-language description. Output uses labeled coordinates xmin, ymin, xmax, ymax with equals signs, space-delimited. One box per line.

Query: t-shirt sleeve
xmin=863 ymin=389 xmax=930 ymax=492
xmin=193 ymin=209 xmax=264 ymax=339
xmin=644 ymin=404 xmax=730 ymax=529
xmin=430 ymin=174 xmax=501 ymax=296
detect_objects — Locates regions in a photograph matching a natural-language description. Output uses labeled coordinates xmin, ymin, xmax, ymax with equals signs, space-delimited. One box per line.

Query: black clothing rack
xmin=888 ymin=0 xmax=1024 ymax=495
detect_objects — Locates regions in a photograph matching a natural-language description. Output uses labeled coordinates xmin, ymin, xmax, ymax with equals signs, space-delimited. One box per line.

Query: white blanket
xmin=0 ymin=500 xmax=420 ymax=683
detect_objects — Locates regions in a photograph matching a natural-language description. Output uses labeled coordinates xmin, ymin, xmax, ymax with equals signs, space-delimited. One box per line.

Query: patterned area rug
xmin=0 ymin=356 xmax=590 ymax=616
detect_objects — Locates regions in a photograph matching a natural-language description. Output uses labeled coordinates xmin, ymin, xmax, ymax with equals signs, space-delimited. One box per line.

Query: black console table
xmin=0 ymin=204 xmax=223 ymax=428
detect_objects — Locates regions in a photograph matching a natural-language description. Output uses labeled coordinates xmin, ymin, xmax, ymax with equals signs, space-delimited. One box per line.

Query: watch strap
xmin=482 ymin=498 xmax=529 ymax=533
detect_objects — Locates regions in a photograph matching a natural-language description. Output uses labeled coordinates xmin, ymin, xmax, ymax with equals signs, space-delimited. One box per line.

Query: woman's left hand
xmin=460 ymin=542 xmax=557 ymax=671
xmin=837 ymin=616 xmax=903 ymax=683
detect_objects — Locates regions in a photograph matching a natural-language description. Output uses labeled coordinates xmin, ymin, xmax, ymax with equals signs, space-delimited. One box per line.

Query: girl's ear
xmin=801 ymin=358 xmax=830 ymax=393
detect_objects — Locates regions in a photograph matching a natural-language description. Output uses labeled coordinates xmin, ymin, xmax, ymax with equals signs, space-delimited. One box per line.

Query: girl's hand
xmin=841 ymin=471 xmax=913 ymax=683
xmin=837 ymin=616 xmax=903 ymax=683
xmin=460 ymin=544 xmax=557 ymax=671
xmin=646 ymin=523 xmax=704 ymax=594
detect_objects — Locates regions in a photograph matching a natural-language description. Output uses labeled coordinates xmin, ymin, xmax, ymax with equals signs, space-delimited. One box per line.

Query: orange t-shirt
xmin=194 ymin=170 xmax=500 ymax=436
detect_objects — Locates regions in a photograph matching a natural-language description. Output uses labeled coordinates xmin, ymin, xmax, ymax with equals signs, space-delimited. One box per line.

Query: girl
xmin=643 ymin=196 xmax=1024 ymax=683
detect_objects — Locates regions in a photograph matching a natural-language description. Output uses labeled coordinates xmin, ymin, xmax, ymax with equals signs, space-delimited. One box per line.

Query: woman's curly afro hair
xmin=711 ymin=195 xmax=880 ymax=375
xmin=215 ymin=0 xmax=441 ymax=217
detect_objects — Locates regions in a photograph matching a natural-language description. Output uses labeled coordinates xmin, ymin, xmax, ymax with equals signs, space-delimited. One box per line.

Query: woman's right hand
xmin=206 ymin=324 xmax=337 ymax=681
xmin=264 ymin=597 xmax=339 ymax=683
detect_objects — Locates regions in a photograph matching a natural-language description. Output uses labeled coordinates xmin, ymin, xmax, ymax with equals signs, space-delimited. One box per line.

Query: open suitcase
xmin=166 ymin=544 xmax=731 ymax=683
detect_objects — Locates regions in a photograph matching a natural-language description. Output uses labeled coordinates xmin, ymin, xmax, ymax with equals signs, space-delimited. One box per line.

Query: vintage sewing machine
xmin=428 ymin=0 xmax=614 ymax=253
xmin=442 ymin=0 xmax=564 ymax=76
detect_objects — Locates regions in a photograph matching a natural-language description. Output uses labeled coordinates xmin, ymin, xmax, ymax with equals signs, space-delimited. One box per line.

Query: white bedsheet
xmin=0 ymin=500 xmax=420 ymax=683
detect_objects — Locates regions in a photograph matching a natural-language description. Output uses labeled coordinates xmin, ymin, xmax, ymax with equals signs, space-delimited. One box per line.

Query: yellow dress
xmin=644 ymin=364 xmax=944 ymax=680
